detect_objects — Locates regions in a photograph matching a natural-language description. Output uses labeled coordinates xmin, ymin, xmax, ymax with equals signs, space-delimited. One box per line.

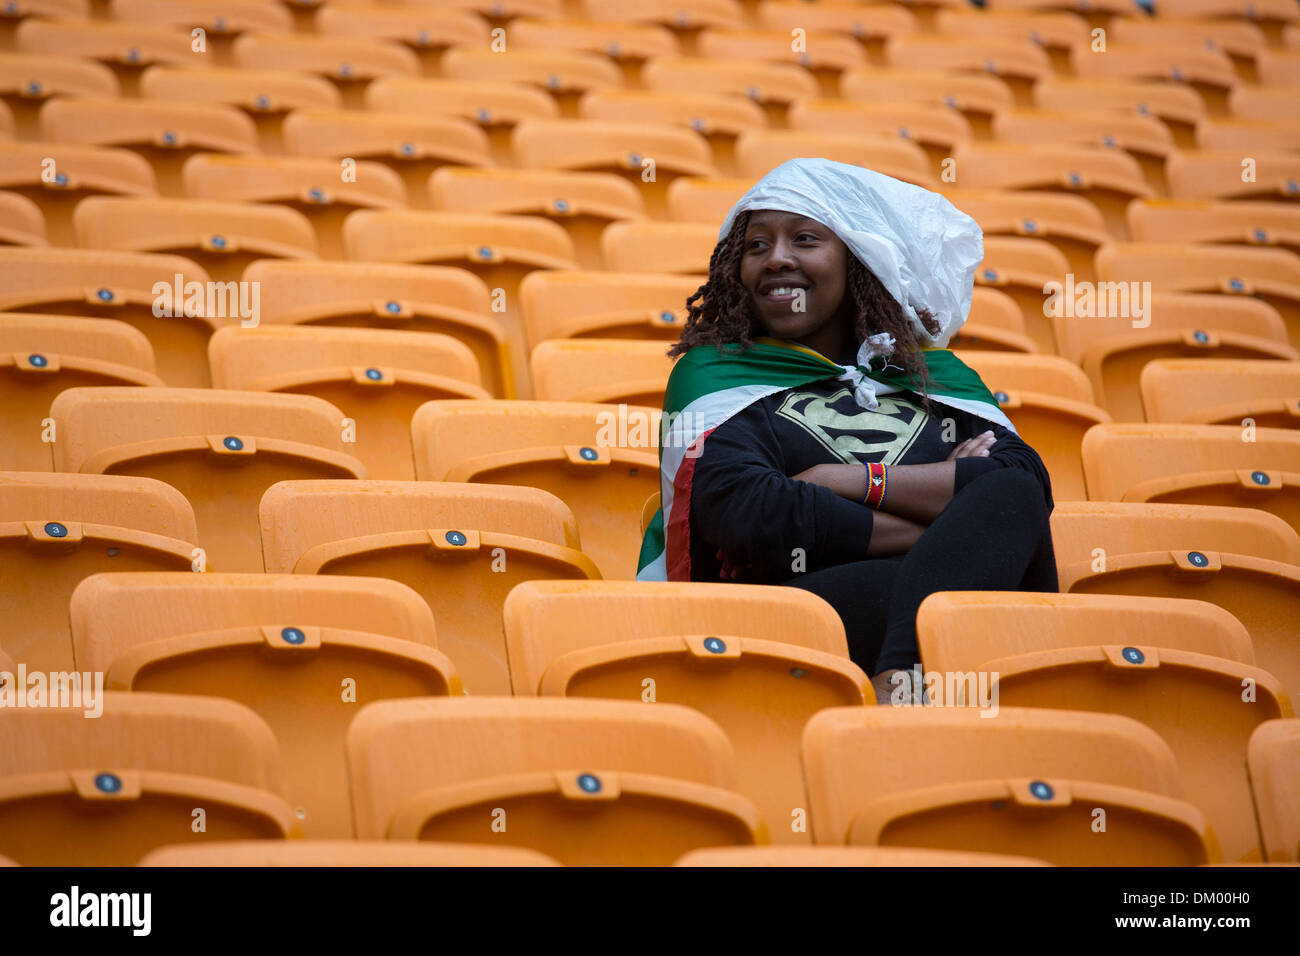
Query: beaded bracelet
xmin=862 ymin=462 xmax=887 ymax=508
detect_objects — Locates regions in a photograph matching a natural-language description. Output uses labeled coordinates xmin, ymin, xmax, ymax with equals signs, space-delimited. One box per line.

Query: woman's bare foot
xmin=871 ymin=669 xmax=905 ymax=706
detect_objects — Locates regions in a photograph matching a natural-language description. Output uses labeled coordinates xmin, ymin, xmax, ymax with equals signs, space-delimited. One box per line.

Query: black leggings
xmin=780 ymin=468 xmax=1058 ymax=676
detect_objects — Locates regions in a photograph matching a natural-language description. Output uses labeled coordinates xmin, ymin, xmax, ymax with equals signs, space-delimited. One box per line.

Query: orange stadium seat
xmin=181 ymin=154 xmax=406 ymax=260
xmin=1166 ymin=0 xmax=1299 ymax=33
xmin=675 ymin=846 xmax=1050 ymax=866
xmin=232 ymin=34 xmax=419 ymax=108
xmin=641 ymin=56 xmax=818 ymax=126
xmin=600 ymin=220 xmax=714 ymax=274
xmin=346 ymin=697 xmax=764 ymax=864
xmin=0 ymin=247 xmax=224 ymax=388
xmin=951 ymin=351 xmax=1109 ymax=500
xmin=0 ymin=191 xmax=44 ymax=246
xmin=282 ymin=110 xmax=491 ymax=209
xmin=1230 ymin=86 xmax=1300 ymax=123
xmin=73 ymin=197 xmax=317 ymax=283
xmin=519 ymin=269 xmax=699 ymax=348
xmin=734 ymin=129 xmax=935 ymax=187
xmin=209 ymin=325 xmax=488 ymax=480
xmin=1050 ymin=500 xmax=1300 ymax=706
xmin=0 ymin=0 xmax=90 ymax=48
xmin=1261 ymin=51 xmax=1300 ymax=86
xmin=0 ymin=141 xmax=155 ymax=247
xmin=0 ymin=472 xmax=199 ymax=671
xmin=343 ymin=210 xmax=577 ymax=396
xmin=1052 ymin=292 xmax=1296 ymax=422
xmin=583 ymin=0 xmax=743 ymax=31
xmin=951 ymin=142 xmax=1152 ymax=240
xmin=441 ymin=48 xmax=623 ymax=117
xmin=790 ymin=99 xmax=972 ymax=173
xmin=411 ymin=400 xmax=659 ymax=579
xmin=109 ymin=0 xmax=293 ymax=64
xmin=1034 ymin=76 xmax=1207 ymax=147
xmin=754 ymin=0 xmax=917 ymax=59
xmin=943 ymin=188 xmax=1108 ymax=282
xmin=529 ymin=340 xmax=673 ymax=406
xmin=976 ymin=235 xmax=1071 ymax=353
xmin=49 ymin=387 xmax=366 ymax=572
xmin=579 ymin=89 xmax=767 ymax=177
xmin=259 ymin=480 xmax=600 ymax=695
xmin=696 ymin=28 xmax=867 ymax=97
xmin=366 ymin=76 xmax=560 ymax=162
xmin=991 ymin=108 xmax=1173 ymax=193
xmin=1095 ymin=242 xmax=1300 ymax=350
xmin=0 ymin=52 xmax=118 ymax=140
xmin=428 ymin=167 xmax=646 ymax=271
xmin=38 ymin=96 xmax=259 ymax=197
xmin=665 ymin=176 xmax=751 ymax=224
xmin=69 ymin=572 xmax=458 ymax=839
xmin=1110 ymin=15 xmax=1267 ymax=65
xmin=916 ymin=591 xmax=1290 ymax=862
xmin=139 ymin=841 xmax=561 ymax=867
xmin=1068 ymin=41 xmax=1237 ymax=116
xmin=934 ymin=8 xmax=1089 ymax=59
xmin=507 ymin=17 xmax=679 ymax=85
xmin=803 ymin=706 xmax=1217 ymax=865
xmin=15 ymin=19 xmax=199 ymax=95
xmin=315 ymin=2 xmax=487 ymax=76
xmin=241 ymin=259 xmax=513 ymax=399
xmin=885 ymin=34 xmax=1051 ymax=104
xmin=1128 ymin=200 xmax=1300 ymax=258
xmin=1165 ymin=149 xmax=1300 ymax=203
xmin=1248 ymin=719 xmax=1300 ymax=862
xmin=1140 ymin=358 xmax=1300 ymax=427
xmin=0 ymin=692 xmax=297 ymax=866
xmin=1197 ymin=119 xmax=1300 ymax=155
xmin=841 ymin=67 xmax=1014 ymax=138
xmin=510 ymin=118 xmax=717 ymax=220
xmin=0 ymin=312 xmax=163 ymax=471
xmin=139 ymin=66 xmax=342 ymax=154
xmin=503 ymin=580 xmax=869 ymax=844
xmin=947 ymin=287 xmax=1040 ymax=354
xmin=1081 ymin=423 xmax=1300 ymax=533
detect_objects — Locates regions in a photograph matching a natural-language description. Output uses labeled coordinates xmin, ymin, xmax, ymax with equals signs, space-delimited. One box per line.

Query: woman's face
xmin=739 ymin=209 xmax=854 ymax=358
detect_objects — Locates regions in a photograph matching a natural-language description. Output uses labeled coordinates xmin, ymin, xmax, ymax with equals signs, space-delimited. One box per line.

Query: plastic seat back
xmin=917 ymin=591 xmax=1289 ymax=862
xmin=182 ymin=154 xmax=405 ymax=259
xmin=1050 ymin=500 xmax=1300 ymax=705
xmin=139 ymin=840 xmax=560 ymax=867
xmin=1052 ymin=291 xmax=1296 ymax=422
xmin=0 ymin=472 xmax=199 ymax=670
xmin=259 ymin=480 xmax=599 ymax=694
xmin=70 ymin=572 xmax=455 ymax=838
xmin=0 ymin=692 xmax=295 ymax=865
xmin=0 ymin=313 xmax=163 ymax=470
xmin=0 ymin=52 xmax=118 ymax=140
xmin=1248 ymin=719 xmax=1300 ymax=862
xmin=50 ymin=387 xmax=366 ymax=571
xmin=530 ymin=339 xmax=673 ymax=406
xmin=504 ymin=579 xmax=867 ymax=843
xmin=803 ymin=706 xmax=1217 ymax=865
xmin=210 ymin=326 xmax=488 ymax=479
xmin=73 ymin=197 xmax=317 ymax=284
xmin=520 ymin=269 xmax=699 ymax=347
xmin=413 ymin=400 xmax=660 ymax=579
xmin=0 ymin=247 xmax=225 ymax=387
xmin=1140 ymin=358 xmax=1300 ymax=427
xmin=243 ymin=259 xmax=512 ymax=398
xmin=1081 ymin=423 xmax=1300 ymax=533
xmin=347 ymin=697 xmax=764 ymax=865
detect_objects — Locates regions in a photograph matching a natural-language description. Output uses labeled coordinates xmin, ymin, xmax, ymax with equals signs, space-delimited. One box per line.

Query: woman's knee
xmin=961 ymin=468 xmax=1050 ymax=525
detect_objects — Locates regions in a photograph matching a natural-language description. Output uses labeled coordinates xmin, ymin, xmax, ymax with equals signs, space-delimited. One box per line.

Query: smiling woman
xmin=640 ymin=159 xmax=1059 ymax=704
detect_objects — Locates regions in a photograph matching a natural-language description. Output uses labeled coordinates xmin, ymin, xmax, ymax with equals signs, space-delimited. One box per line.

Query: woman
xmin=638 ymin=158 xmax=1058 ymax=704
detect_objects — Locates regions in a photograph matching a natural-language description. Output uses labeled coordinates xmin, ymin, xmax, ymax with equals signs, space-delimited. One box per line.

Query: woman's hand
xmin=947 ymin=430 xmax=996 ymax=461
xmin=716 ymin=548 xmax=747 ymax=581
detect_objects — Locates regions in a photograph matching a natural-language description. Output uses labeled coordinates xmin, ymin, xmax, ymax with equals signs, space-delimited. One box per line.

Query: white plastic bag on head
xmin=716 ymin=157 xmax=985 ymax=349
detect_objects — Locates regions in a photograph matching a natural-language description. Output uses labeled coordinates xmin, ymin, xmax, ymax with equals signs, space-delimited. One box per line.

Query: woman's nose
xmin=763 ymin=236 xmax=798 ymax=269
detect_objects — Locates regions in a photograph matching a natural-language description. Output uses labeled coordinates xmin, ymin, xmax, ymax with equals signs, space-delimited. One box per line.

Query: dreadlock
xmin=668 ymin=210 xmax=943 ymax=404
